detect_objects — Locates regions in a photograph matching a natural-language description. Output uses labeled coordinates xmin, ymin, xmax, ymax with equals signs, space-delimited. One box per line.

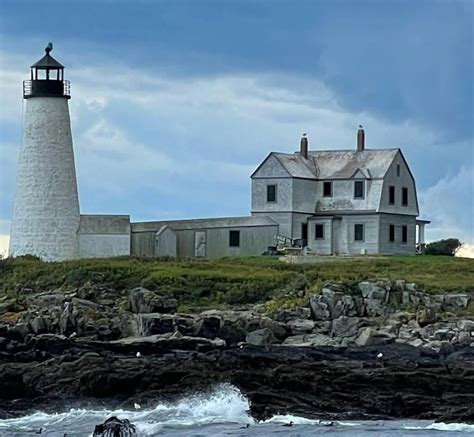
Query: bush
xmin=425 ymin=238 xmax=463 ymax=256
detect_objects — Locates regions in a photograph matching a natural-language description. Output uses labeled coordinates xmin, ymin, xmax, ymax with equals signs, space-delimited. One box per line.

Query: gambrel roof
xmin=252 ymin=149 xmax=399 ymax=180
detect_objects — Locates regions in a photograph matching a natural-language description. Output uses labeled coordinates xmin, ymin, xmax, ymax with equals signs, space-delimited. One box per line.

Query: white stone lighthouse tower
xmin=9 ymin=44 xmax=80 ymax=261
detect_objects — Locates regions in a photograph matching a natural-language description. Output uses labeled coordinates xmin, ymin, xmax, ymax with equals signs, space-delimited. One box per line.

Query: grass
xmin=0 ymin=255 xmax=472 ymax=309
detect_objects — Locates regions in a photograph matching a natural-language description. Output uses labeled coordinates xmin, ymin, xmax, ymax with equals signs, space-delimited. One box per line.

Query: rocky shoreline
xmin=1 ymin=279 xmax=473 ymax=423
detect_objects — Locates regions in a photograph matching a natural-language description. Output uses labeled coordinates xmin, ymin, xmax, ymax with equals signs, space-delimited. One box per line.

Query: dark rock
xmin=246 ymin=328 xmax=278 ymax=346
xmin=93 ymin=416 xmax=136 ymax=436
xmin=129 ymin=288 xmax=177 ymax=314
xmin=416 ymin=306 xmax=437 ymax=327
xmin=331 ymin=316 xmax=365 ymax=338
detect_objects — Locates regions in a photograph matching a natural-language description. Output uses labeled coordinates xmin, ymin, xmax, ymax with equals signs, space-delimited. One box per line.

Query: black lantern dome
xmin=23 ymin=43 xmax=70 ymax=99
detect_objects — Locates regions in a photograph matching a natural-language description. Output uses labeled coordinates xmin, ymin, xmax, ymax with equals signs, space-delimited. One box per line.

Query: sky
xmin=0 ymin=0 xmax=473 ymax=257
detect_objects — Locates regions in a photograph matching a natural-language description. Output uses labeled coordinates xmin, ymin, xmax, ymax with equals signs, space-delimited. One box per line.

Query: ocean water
xmin=0 ymin=385 xmax=472 ymax=436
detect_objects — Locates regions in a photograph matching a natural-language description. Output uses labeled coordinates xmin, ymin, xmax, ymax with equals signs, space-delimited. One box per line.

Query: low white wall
xmin=78 ymin=234 xmax=130 ymax=258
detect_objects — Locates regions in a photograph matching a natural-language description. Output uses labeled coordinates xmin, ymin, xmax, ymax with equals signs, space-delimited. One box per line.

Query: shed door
xmin=194 ymin=231 xmax=207 ymax=257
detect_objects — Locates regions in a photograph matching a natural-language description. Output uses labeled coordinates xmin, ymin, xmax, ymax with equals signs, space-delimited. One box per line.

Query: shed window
xmin=389 ymin=186 xmax=395 ymax=205
xmin=229 ymin=230 xmax=240 ymax=247
xmin=266 ymin=185 xmax=277 ymax=202
xmin=402 ymin=225 xmax=408 ymax=243
xmin=402 ymin=187 xmax=408 ymax=206
xmin=354 ymin=224 xmax=364 ymax=241
xmin=397 ymin=164 xmax=400 ymax=177
xmin=354 ymin=181 xmax=364 ymax=199
xmin=315 ymin=224 xmax=325 ymax=239
xmin=323 ymin=181 xmax=332 ymax=197
xmin=389 ymin=224 xmax=395 ymax=242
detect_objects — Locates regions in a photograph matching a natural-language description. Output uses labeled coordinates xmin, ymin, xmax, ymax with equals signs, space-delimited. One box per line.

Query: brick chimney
xmin=300 ymin=133 xmax=308 ymax=159
xmin=357 ymin=125 xmax=365 ymax=152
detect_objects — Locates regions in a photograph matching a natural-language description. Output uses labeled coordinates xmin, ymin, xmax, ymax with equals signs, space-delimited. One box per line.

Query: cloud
xmin=0 ymin=49 xmax=472 ymax=246
xmin=0 ymin=235 xmax=9 ymax=258
xmin=457 ymin=244 xmax=474 ymax=259
xmin=419 ymin=166 xmax=474 ymax=245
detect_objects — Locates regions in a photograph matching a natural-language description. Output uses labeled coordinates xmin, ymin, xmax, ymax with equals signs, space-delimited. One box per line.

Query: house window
xmin=354 ymin=181 xmax=364 ymax=199
xmin=397 ymin=164 xmax=400 ymax=177
xmin=389 ymin=224 xmax=395 ymax=242
xmin=266 ymin=185 xmax=277 ymax=203
xmin=402 ymin=225 xmax=408 ymax=243
xmin=315 ymin=224 xmax=324 ymax=239
xmin=229 ymin=230 xmax=240 ymax=247
xmin=323 ymin=181 xmax=332 ymax=197
xmin=389 ymin=186 xmax=395 ymax=205
xmin=354 ymin=224 xmax=364 ymax=241
xmin=402 ymin=187 xmax=408 ymax=206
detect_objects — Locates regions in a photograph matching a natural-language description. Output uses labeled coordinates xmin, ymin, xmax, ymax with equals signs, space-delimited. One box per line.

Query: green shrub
xmin=425 ymin=238 xmax=463 ymax=256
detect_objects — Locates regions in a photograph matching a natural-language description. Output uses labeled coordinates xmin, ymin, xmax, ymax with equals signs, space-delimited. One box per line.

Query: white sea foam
xmin=264 ymin=414 xmax=320 ymax=425
xmin=405 ymin=422 xmax=474 ymax=433
xmin=0 ymin=384 xmax=253 ymax=435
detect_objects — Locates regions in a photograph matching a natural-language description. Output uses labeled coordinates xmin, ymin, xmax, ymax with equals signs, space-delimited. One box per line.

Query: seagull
xmin=377 ymin=352 xmax=384 ymax=359
xmin=134 ymin=403 xmax=141 ymax=410
xmin=69 ymin=332 xmax=77 ymax=339
xmin=136 ymin=352 xmax=141 ymax=358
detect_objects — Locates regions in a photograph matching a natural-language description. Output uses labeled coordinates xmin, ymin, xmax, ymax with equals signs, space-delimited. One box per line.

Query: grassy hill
xmin=1 ymin=255 xmax=472 ymax=310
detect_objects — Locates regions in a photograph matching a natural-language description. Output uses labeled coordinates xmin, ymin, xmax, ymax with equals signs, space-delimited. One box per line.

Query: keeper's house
xmin=129 ymin=128 xmax=429 ymax=258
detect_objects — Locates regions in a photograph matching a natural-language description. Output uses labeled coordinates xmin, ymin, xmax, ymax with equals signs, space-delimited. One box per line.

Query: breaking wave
xmin=1 ymin=385 xmax=472 ymax=436
xmin=0 ymin=384 xmax=252 ymax=436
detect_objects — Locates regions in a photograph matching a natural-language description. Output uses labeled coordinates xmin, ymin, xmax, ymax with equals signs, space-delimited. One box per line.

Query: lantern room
xmin=23 ymin=43 xmax=70 ymax=99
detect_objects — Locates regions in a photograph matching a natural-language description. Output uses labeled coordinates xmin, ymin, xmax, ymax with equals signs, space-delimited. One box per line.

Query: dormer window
xmin=354 ymin=181 xmax=364 ymax=199
xmin=323 ymin=181 xmax=332 ymax=197
xmin=266 ymin=184 xmax=277 ymax=203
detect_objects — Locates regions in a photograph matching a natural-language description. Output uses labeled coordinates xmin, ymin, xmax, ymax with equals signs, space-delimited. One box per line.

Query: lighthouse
xmin=9 ymin=44 xmax=80 ymax=261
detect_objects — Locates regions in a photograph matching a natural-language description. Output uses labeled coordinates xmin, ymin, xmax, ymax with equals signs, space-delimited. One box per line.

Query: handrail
xmin=23 ymin=80 xmax=70 ymax=98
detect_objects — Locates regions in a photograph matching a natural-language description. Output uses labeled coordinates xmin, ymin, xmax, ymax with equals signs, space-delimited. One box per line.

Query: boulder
xmin=354 ymin=328 xmax=374 ymax=347
xmin=129 ymin=288 xmax=177 ymax=314
xmin=457 ymin=320 xmax=474 ymax=332
xmin=364 ymin=298 xmax=386 ymax=317
xmin=395 ymin=280 xmax=406 ymax=290
xmin=416 ymin=306 xmax=437 ymax=327
xmin=309 ymin=295 xmax=330 ymax=321
xmin=358 ymin=282 xmax=387 ymax=301
xmin=138 ymin=313 xmax=176 ymax=336
xmin=26 ymin=293 xmax=66 ymax=309
xmin=407 ymin=338 xmax=424 ymax=348
xmin=456 ymin=332 xmax=472 ymax=346
xmin=29 ymin=316 xmax=48 ymax=334
xmin=433 ymin=328 xmax=456 ymax=342
xmin=193 ymin=314 xmax=222 ymax=339
xmin=331 ymin=316 xmax=364 ymax=338
xmin=273 ymin=307 xmax=311 ymax=322
xmin=443 ymin=294 xmax=470 ymax=309
xmin=355 ymin=327 xmax=394 ymax=347
xmin=246 ymin=328 xmax=278 ymax=346
xmin=389 ymin=312 xmax=415 ymax=324
xmin=287 ymin=319 xmax=315 ymax=335
xmin=283 ymin=333 xmax=338 ymax=347
xmin=0 ymin=302 xmax=16 ymax=315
